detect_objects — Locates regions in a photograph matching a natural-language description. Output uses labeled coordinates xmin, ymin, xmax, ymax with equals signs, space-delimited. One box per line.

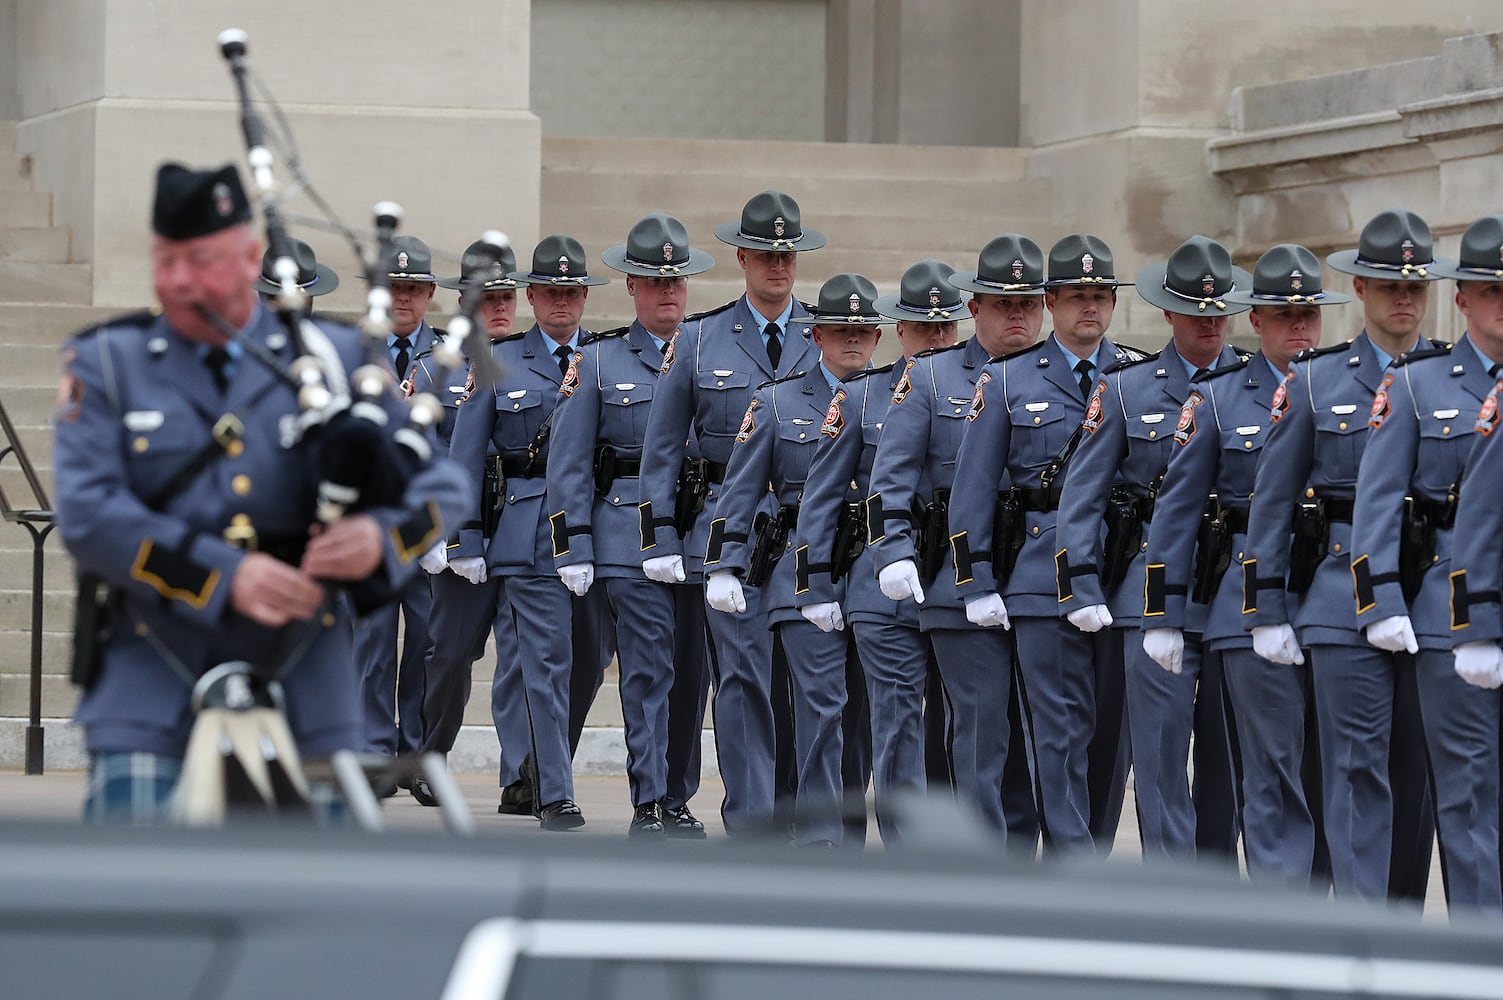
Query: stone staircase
xmin=541 ymin=136 xmax=1059 ymax=355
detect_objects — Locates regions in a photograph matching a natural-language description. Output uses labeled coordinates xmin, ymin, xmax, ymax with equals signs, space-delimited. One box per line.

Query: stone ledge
xmin=0 ymin=718 xmax=718 ymax=779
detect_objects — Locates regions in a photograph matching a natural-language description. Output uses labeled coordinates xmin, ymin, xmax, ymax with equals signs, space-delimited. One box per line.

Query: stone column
xmin=13 ymin=0 xmax=540 ymax=312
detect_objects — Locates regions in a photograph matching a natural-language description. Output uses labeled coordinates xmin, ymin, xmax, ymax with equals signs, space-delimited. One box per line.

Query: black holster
xmin=1398 ymin=495 xmax=1444 ymax=603
xmin=747 ymin=504 xmax=796 ymax=588
xmin=1102 ymin=485 xmax=1145 ymax=588
xmin=673 ymin=458 xmax=709 ymax=537
xmin=1287 ymin=500 xmax=1328 ymax=594
xmin=917 ymin=490 xmax=950 ymax=584
xmin=991 ymin=489 xmax=1026 ymax=581
xmin=70 ymin=569 xmax=122 ymax=690
xmin=1191 ymin=496 xmax=1233 ymax=605
xmin=481 ymin=458 xmax=505 ymax=539
xmin=593 ymin=446 xmax=618 ymax=495
xmin=830 ymin=501 xmax=867 ymax=582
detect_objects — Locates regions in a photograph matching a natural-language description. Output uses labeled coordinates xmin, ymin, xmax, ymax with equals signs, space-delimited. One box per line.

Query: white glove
xmin=642 ymin=554 xmax=686 ymax=583
xmin=964 ymin=592 xmax=1011 ymax=629
xmin=1251 ymin=623 xmax=1304 ymax=665
xmin=878 ymin=559 xmax=926 ymax=605
xmin=418 ymin=541 xmax=448 ymax=575
xmin=800 ymin=601 xmax=845 ymax=633
xmin=1142 ymin=627 xmax=1185 ymax=674
xmin=1365 ymin=615 xmax=1418 ymax=654
xmin=558 ymin=562 xmax=594 ymax=597
xmin=449 ymin=556 xmax=488 ymax=585
xmin=705 ymin=570 xmax=746 ymax=614
xmin=1454 ymin=641 xmax=1503 ymax=689
xmin=1067 ymin=604 xmax=1113 ymax=633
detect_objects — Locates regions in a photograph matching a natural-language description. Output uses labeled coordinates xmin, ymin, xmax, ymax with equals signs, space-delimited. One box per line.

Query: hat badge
xmin=396 ymin=251 xmax=409 ymax=270
xmin=929 ymin=286 xmax=942 ymax=307
xmin=773 ymin=217 xmax=786 ymax=238
xmin=1012 ymin=259 xmax=1024 ymax=280
xmin=663 ymin=242 xmax=675 ymax=262
xmin=1289 ymin=269 xmax=1303 ymax=291
xmin=558 ymin=255 xmax=569 ymax=274
xmin=1401 ymin=239 xmax=1415 ymax=263
xmin=211 ymin=182 xmax=232 ymax=218
xmin=849 ymin=292 xmax=861 ymax=313
xmin=1081 ymin=253 xmax=1094 ymax=274
xmin=1201 ymin=274 xmax=1215 ymax=296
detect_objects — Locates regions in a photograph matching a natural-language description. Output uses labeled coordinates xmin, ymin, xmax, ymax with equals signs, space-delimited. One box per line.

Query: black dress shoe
xmin=538 ymin=798 xmax=585 ymax=831
xmin=410 ymin=777 xmax=439 ymax=807
xmin=663 ymin=803 xmax=707 ymax=840
xmin=496 ymin=779 xmax=534 ymax=815
xmin=629 ymin=802 xmax=667 ymax=839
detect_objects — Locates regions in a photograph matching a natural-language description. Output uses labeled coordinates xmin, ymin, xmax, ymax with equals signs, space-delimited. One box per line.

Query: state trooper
xmin=1356 ymin=216 xmax=1503 ymax=914
xmin=1055 ymin=235 xmax=1248 ymax=861
xmin=409 ymin=240 xmax=532 ymax=813
xmin=1242 ymin=209 xmax=1443 ymax=901
xmin=868 ymin=240 xmax=1045 ymax=841
xmin=352 ymin=234 xmax=443 ymax=764
xmin=796 ymin=263 xmax=958 ymax=846
xmin=705 ymin=273 xmax=882 ymax=847
xmin=55 ymin=162 xmax=467 ymax=820
xmin=448 ymin=234 xmax=610 ymax=830
xmin=253 ymin=237 xmax=338 ymax=307
xmin=545 ymin=213 xmax=717 ymax=838
xmin=638 ymin=191 xmax=824 ymax=835
xmin=1146 ymin=244 xmax=1346 ymax=883
xmin=949 ymin=234 xmax=1142 ymax=854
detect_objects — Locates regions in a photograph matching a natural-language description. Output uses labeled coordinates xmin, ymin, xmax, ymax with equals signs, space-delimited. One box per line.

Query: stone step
xmin=0 ymin=261 xmax=93 ymax=306
xmin=3 ymin=423 xmax=53 ymax=464
xmin=0 ymin=545 xmax=73 ymax=592
xmin=5 ymin=342 xmax=70 ymax=381
xmin=541 ymin=170 xmax=1050 ymax=221
xmin=0 ymin=227 xmax=71 ymax=263
xmin=0 ymin=588 xmax=74 ymax=634
xmin=0 ymin=190 xmax=51 ymax=229
xmin=0 ymin=630 xmax=70 ymax=674
xmin=0 ymin=385 xmax=60 ymax=424
xmin=0 ymin=304 xmax=124 ymax=345
xmin=0 ymin=121 xmax=15 ymax=154
xmin=0 ymin=154 xmax=34 ymax=193
xmin=0 ymin=671 xmax=76 ymax=719
xmin=0 ymin=464 xmax=55 ymax=513
xmin=543 ymin=136 xmax=1030 ymax=182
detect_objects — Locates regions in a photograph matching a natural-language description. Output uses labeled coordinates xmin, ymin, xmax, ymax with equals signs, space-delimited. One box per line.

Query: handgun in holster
xmin=1101 ymin=484 xmax=1145 ymax=588
xmin=593 ymin=446 xmax=618 ymax=495
xmin=747 ymin=504 xmax=796 ymax=588
xmin=1287 ymin=499 xmax=1328 ymax=594
xmin=673 ymin=457 xmax=709 ymax=537
xmin=917 ymin=490 xmax=950 ymax=583
xmin=1191 ymin=494 xmax=1233 ymax=605
xmin=1398 ymin=494 xmax=1445 ymax=602
xmin=70 ymin=569 xmax=122 ymax=690
xmin=830 ymin=500 xmax=867 ymax=582
xmin=991 ymin=488 xmax=1026 ymax=581
xmin=481 ymin=456 xmax=505 ymax=538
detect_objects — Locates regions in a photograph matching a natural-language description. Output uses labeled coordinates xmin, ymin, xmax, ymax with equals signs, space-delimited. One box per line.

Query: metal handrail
xmin=0 ymin=391 xmax=58 ymax=775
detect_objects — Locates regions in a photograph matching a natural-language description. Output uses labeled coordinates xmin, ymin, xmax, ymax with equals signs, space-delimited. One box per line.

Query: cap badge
xmin=663 ymin=242 xmax=675 ymax=262
xmin=1012 ymin=259 xmax=1024 ymax=280
xmin=1401 ymin=239 xmax=1415 ymax=263
xmin=929 ymin=286 xmax=942 ymax=306
xmin=1289 ymin=269 xmax=1303 ymax=291
xmin=558 ymin=255 xmax=569 ymax=274
xmin=849 ymin=292 xmax=861 ymax=313
xmin=773 ymin=217 xmax=786 ymax=237
xmin=396 ymin=251 xmax=409 ymax=270
xmin=1081 ymin=253 xmax=1094 ymax=274
xmin=211 ymin=182 xmax=233 ymax=218
xmin=1201 ymin=274 xmax=1215 ymax=296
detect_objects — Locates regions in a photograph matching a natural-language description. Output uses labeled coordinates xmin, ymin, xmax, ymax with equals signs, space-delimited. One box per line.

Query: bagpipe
xmin=170 ymin=29 xmax=502 ymax=830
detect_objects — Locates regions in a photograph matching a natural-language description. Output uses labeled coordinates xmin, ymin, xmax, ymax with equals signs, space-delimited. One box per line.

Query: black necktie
xmin=393 ymin=336 xmax=412 ymax=381
xmin=554 ymin=344 xmax=572 ymax=377
xmin=765 ymin=322 xmax=783 ymax=371
xmin=205 ymin=347 xmax=230 ymax=394
xmin=1074 ymin=358 xmax=1093 ymax=400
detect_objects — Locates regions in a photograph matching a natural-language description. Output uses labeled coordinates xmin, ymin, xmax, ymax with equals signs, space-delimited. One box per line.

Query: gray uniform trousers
xmin=925 ymin=626 xmax=1014 ymax=837
xmin=354 ymin=573 xmax=431 ymax=755
xmin=666 ymin=582 xmax=712 ymax=810
xmin=704 ymin=576 xmax=779 ymax=833
xmin=601 ymin=577 xmax=675 ymax=806
xmin=566 ymin=588 xmax=617 ymax=756
xmin=776 ymin=619 xmax=852 ymax=845
xmin=499 ymin=575 xmax=576 ymax=806
xmin=852 ymin=621 xmax=929 ymax=845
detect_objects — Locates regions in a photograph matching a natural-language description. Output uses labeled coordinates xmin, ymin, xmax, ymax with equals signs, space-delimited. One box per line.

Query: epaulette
xmin=797 ymin=300 xmax=817 ymax=315
xmin=1291 ymin=340 xmax=1352 ymax=365
xmin=841 ymin=361 xmax=897 ymax=383
xmin=1116 ymin=344 xmax=1153 ymax=362
xmin=1392 ymin=345 xmax=1453 ymax=368
xmin=497 ymin=330 xmax=529 ymax=343
xmin=757 ymin=369 xmax=810 ymax=390
xmin=582 ymin=325 xmax=629 ymax=345
xmin=1192 ymin=357 xmax=1251 ymax=383
xmin=994 ymin=338 xmax=1048 ymax=362
xmin=915 ymin=342 xmax=967 ymax=359
xmin=71 ymin=308 xmax=156 ymax=339
xmin=432 ymin=326 xmax=448 ymax=340
xmin=685 ymin=300 xmax=738 ymax=322
xmin=1101 ymin=350 xmax=1160 ymax=376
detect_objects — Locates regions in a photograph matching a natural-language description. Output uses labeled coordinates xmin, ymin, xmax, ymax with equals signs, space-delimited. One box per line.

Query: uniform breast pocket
xmin=697 ymin=369 xmax=752 ymax=432
xmin=1416 ymin=414 xmax=1471 ymax=492
xmin=1124 ymin=411 xmax=1175 ymax=472
xmin=778 ymin=422 xmax=820 ymax=485
xmin=123 ymin=419 xmax=203 ymax=496
xmin=1009 ymin=401 xmax=1068 ymax=467
xmin=495 ymin=389 xmax=544 ymax=449
xmin=1219 ymin=422 xmax=1265 ymax=492
xmin=603 ymin=383 xmax=655 ymax=441
xmin=1313 ymin=405 xmax=1368 ymax=476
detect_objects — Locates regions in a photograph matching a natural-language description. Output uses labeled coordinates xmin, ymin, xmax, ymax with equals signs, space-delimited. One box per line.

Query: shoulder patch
xmin=735 ymin=397 xmax=760 ymax=442
xmin=1367 ymin=371 xmax=1394 ymax=429
xmin=684 ymin=299 xmax=738 ymax=323
xmin=559 ymin=351 xmax=583 ymax=397
xmin=1477 ymin=381 xmax=1501 ymax=437
xmin=820 ymin=389 xmax=846 ymax=439
xmin=1081 ymin=379 xmax=1109 ymax=434
xmin=890 ymin=357 xmax=918 ymax=405
xmin=1173 ymin=390 xmax=1203 ymax=445
xmin=658 ymin=334 xmax=679 ymax=375
xmin=1269 ymin=369 xmax=1296 ymax=423
xmin=1101 ymin=350 xmax=1160 ymax=376
xmin=583 ymin=325 xmax=629 ymax=345
xmin=1193 ymin=357 xmax=1250 ymax=383
xmin=967 ymin=370 xmax=993 ymax=421
xmin=1392 ymin=345 xmax=1452 ymax=368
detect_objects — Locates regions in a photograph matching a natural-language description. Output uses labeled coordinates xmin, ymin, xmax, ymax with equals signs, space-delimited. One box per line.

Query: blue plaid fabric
xmin=84 ymin=750 xmax=347 ymax=825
